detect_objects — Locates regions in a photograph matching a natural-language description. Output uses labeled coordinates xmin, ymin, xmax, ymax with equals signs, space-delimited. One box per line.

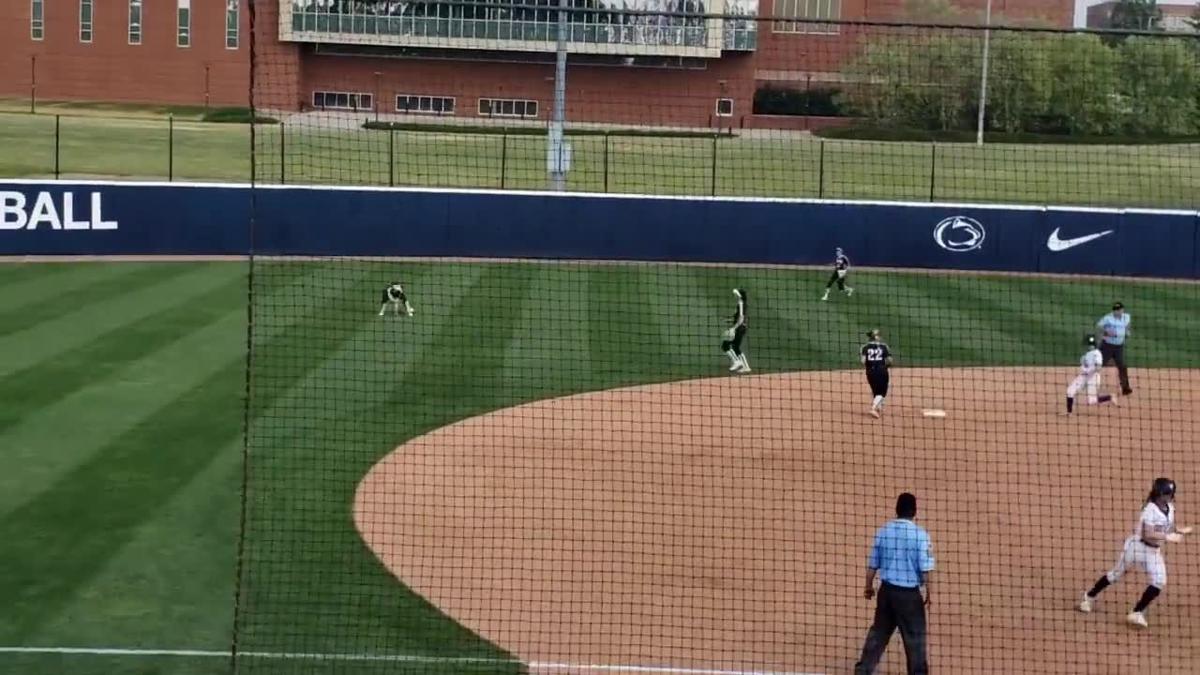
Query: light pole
xmin=549 ymin=0 xmax=569 ymax=191
xmin=975 ymin=0 xmax=992 ymax=146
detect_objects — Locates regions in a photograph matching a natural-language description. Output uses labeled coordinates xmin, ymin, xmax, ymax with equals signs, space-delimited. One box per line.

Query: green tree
xmin=983 ymin=33 xmax=1054 ymax=132
xmin=1108 ymin=0 xmax=1162 ymax=31
xmin=841 ymin=35 xmax=979 ymax=131
xmin=1039 ymin=34 xmax=1123 ymax=135
xmin=1117 ymin=37 xmax=1200 ymax=135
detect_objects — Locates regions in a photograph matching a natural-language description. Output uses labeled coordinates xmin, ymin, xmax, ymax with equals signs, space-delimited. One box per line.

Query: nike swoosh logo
xmin=1047 ymin=228 xmax=1114 ymax=252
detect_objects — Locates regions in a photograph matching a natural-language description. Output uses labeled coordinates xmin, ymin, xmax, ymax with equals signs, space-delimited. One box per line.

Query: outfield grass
xmin=3 ymin=111 xmax=1199 ymax=208
xmin=0 ymin=260 xmax=1196 ymax=675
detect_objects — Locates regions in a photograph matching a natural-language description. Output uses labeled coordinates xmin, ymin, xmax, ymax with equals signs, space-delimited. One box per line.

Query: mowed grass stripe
xmin=240 ymin=264 xmax=522 ymax=661
xmin=0 ymin=355 xmax=246 ymax=641
xmin=0 ymin=263 xmax=241 ymax=378
xmin=0 ymin=265 xmax=366 ymax=642
xmin=28 ymin=442 xmax=241 ymax=654
xmin=0 ymin=263 xmax=198 ymax=337
xmin=587 ymin=265 xmax=675 ymax=387
xmin=0 ymin=308 xmax=244 ymax=517
xmin=0 ymin=262 xmax=150 ymax=313
xmin=0 ymin=276 xmax=245 ymax=433
xmin=0 ymin=262 xmax=319 ymax=516
xmin=502 ymin=265 xmax=593 ymax=399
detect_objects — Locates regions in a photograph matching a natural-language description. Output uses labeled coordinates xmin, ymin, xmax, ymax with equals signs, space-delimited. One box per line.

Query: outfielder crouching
xmin=379 ymin=281 xmax=414 ymax=317
xmin=1063 ymin=334 xmax=1116 ymax=415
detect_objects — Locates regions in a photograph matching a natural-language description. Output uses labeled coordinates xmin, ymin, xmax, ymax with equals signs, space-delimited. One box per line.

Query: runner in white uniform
xmin=1062 ymin=335 xmax=1117 ymax=415
xmin=1078 ymin=478 xmax=1192 ymax=628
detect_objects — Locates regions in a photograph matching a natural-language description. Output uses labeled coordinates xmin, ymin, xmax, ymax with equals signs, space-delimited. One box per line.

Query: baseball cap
xmin=1112 ymin=302 xmax=1124 ymax=310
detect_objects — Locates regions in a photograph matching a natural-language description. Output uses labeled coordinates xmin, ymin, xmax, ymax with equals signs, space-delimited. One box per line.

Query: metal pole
xmin=549 ymin=0 xmax=568 ymax=191
xmin=975 ymin=0 xmax=992 ymax=146
xmin=30 ymin=56 xmax=37 ymax=114
xmin=500 ymin=134 xmax=508 ymax=189
xmin=168 ymin=115 xmax=174 ymax=182
xmin=374 ymin=72 xmax=381 ymax=123
xmin=389 ymin=128 xmax=395 ymax=187
xmin=603 ymin=132 xmax=609 ymax=193
xmin=818 ymin=140 xmax=825 ymax=199
xmin=929 ymin=142 xmax=937 ymax=202
xmin=279 ymin=127 xmax=286 ymax=185
xmin=204 ymin=65 xmax=211 ymax=110
xmin=710 ymin=133 xmax=718 ymax=197
xmin=54 ymin=114 xmax=60 ymax=179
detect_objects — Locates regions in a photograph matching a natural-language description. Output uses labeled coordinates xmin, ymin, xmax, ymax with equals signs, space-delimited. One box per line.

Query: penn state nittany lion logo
xmin=933 ymin=216 xmax=985 ymax=252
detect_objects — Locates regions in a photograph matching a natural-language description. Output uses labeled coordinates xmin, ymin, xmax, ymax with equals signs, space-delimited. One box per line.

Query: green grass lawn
xmin=0 ymin=260 xmax=1196 ymax=674
xmin=3 ymin=111 xmax=1199 ymax=208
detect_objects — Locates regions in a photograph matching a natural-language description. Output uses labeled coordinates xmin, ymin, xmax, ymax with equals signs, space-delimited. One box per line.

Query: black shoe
xmin=1122 ymin=389 xmax=1133 ymax=396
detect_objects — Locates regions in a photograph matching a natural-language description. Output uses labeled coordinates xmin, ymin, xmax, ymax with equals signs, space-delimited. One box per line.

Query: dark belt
xmin=1141 ymin=539 xmax=1160 ymax=549
xmin=881 ymin=581 xmax=921 ymax=592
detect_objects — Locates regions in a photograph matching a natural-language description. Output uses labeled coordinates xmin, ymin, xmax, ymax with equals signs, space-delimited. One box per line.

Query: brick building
xmin=2 ymin=0 xmax=1074 ymax=128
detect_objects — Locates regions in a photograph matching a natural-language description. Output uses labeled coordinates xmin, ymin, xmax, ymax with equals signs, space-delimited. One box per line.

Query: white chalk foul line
xmin=0 ymin=647 xmax=824 ymax=675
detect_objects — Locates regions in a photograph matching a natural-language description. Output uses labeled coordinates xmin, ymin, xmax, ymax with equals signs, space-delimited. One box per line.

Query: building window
xmin=478 ymin=98 xmax=539 ymax=119
xmin=397 ymin=95 xmax=456 ymax=116
xmin=178 ymin=0 xmax=191 ymax=47
xmin=129 ymin=0 xmax=143 ymax=45
xmin=773 ymin=0 xmax=841 ymax=34
xmin=31 ymin=0 xmax=45 ymax=40
xmin=80 ymin=0 xmax=94 ymax=43
xmin=226 ymin=0 xmax=239 ymax=49
xmin=715 ymin=98 xmax=734 ymax=117
xmin=312 ymin=91 xmax=374 ymax=111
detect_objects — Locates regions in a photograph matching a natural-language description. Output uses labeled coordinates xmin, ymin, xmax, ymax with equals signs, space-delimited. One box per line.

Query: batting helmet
xmin=1152 ymin=477 xmax=1176 ymax=499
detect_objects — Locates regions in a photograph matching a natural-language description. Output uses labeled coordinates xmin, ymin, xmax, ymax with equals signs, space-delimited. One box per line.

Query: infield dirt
xmin=356 ymin=367 xmax=1200 ymax=674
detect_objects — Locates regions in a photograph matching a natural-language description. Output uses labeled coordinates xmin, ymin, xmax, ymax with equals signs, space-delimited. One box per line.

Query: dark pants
xmin=826 ymin=270 xmax=847 ymax=290
xmin=868 ymin=369 xmax=890 ymax=397
xmin=721 ymin=326 xmax=747 ymax=355
xmin=1099 ymin=342 xmax=1132 ymax=394
xmin=855 ymin=582 xmax=928 ymax=675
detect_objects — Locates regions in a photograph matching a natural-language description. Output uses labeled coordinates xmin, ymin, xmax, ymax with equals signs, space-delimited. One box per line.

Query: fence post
xmin=603 ymin=132 xmax=609 ymax=194
xmin=929 ymin=142 xmax=937 ymax=202
xmin=818 ymin=140 xmax=826 ymax=199
xmin=710 ymin=133 xmax=718 ymax=197
xmin=54 ymin=114 xmax=60 ymax=179
xmin=280 ymin=127 xmax=286 ymax=185
xmin=389 ymin=128 xmax=395 ymax=187
xmin=30 ymin=56 xmax=37 ymax=114
xmin=168 ymin=115 xmax=175 ymax=182
xmin=500 ymin=133 xmax=507 ymax=190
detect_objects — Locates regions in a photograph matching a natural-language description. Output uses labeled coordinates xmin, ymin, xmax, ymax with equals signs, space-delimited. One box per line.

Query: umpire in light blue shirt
xmin=1097 ymin=301 xmax=1133 ymax=395
xmin=854 ymin=493 xmax=935 ymax=675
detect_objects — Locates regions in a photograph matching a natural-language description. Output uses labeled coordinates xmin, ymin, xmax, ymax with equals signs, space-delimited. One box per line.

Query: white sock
xmin=726 ymin=349 xmax=738 ymax=365
xmin=872 ymin=395 xmax=883 ymax=409
xmin=739 ymin=355 xmax=749 ymax=369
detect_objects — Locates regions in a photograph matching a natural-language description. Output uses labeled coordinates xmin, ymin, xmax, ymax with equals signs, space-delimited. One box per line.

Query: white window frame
xmin=226 ymin=0 xmax=239 ymax=49
xmin=715 ymin=98 xmax=734 ymax=117
xmin=772 ymin=0 xmax=841 ymax=35
xmin=478 ymin=98 xmax=539 ymax=119
xmin=31 ymin=0 xmax=45 ymax=41
xmin=396 ymin=95 xmax=457 ymax=116
xmin=80 ymin=0 xmax=94 ymax=43
xmin=177 ymin=0 xmax=191 ymax=47
xmin=129 ymin=0 xmax=144 ymax=45
xmin=312 ymin=91 xmax=374 ymax=112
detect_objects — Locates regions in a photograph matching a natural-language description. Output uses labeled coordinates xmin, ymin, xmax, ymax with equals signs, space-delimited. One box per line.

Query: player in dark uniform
xmin=378 ymin=281 xmax=414 ymax=317
xmin=821 ymin=247 xmax=854 ymax=302
xmin=860 ymin=329 xmax=892 ymax=418
xmin=721 ymin=288 xmax=750 ymax=373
